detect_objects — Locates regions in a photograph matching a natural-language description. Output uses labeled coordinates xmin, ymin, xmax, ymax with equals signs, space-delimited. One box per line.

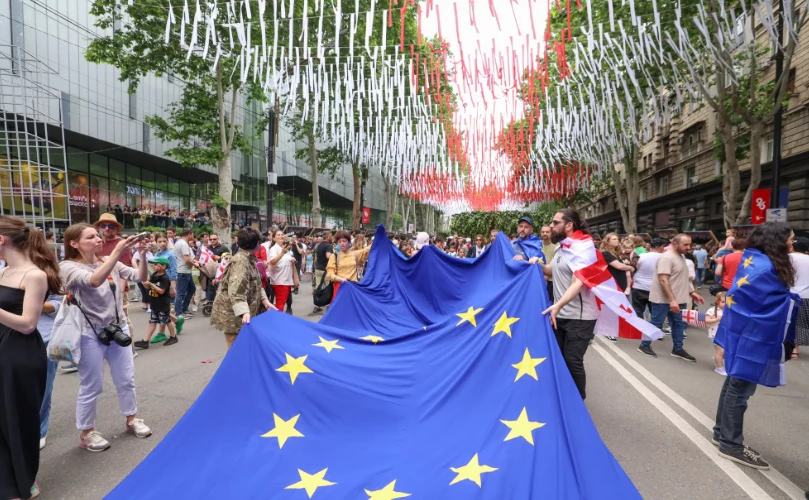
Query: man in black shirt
xmin=134 ymin=257 xmax=178 ymax=348
xmin=207 ymin=234 xmax=230 ymax=261
xmin=312 ymin=232 xmax=334 ymax=313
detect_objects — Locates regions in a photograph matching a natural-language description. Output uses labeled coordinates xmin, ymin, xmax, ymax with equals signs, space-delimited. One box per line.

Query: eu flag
xmin=107 ymin=226 xmax=639 ymax=499
xmin=715 ymin=248 xmax=801 ymax=387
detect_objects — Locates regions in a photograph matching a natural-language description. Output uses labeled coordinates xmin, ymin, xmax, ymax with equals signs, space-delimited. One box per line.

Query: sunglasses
xmin=98 ymin=223 xmax=118 ymax=229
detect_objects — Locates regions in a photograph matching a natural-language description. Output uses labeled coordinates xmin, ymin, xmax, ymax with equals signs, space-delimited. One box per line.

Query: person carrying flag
xmin=712 ymin=222 xmax=800 ymax=470
xmin=511 ymin=216 xmax=545 ymax=264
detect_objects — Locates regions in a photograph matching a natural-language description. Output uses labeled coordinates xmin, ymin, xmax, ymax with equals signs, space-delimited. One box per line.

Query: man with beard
xmin=540 ymin=225 xmax=557 ymax=303
xmin=540 ymin=209 xmax=599 ymax=400
xmin=511 ymin=216 xmax=545 ymax=264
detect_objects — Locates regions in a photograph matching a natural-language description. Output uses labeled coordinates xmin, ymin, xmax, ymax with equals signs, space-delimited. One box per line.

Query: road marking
xmin=591 ymin=342 xmax=774 ymax=500
xmin=596 ymin=337 xmax=806 ymax=500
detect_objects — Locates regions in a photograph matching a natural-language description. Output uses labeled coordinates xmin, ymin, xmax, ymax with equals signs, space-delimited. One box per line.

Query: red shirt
xmin=99 ymin=236 xmax=133 ymax=267
xmin=720 ymin=251 xmax=743 ymax=289
xmin=253 ymin=245 xmax=267 ymax=261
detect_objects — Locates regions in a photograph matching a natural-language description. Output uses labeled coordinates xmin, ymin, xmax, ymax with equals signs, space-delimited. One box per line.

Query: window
xmin=761 ymin=134 xmax=774 ymax=163
xmin=67 ymin=148 xmax=88 ymax=173
xmin=127 ymin=164 xmax=141 ymax=180
xmin=143 ymin=123 xmax=151 ymax=153
xmin=685 ymin=166 xmax=697 ymax=188
xmin=9 ymin=0 xmax=24 ymax=74
xmin=167 ymin=69 xmax=175 ymax=83
xmin=109 ymin=159 xmax=126 ymax=181
xmin=113 ymin=4 xmax=122 ymax=34
xmin=61 ymin=92 xmax=71 ymax=130
xmin=129 ymin=87 xmax=137 ymax=120
xmin=788 ymin=67 xmax=797 ymax=94
xmin=659 ymin=176 xmax=669 ymax=196
xmin=89 ymin=154 xmax=108 ymax=177
xmin=155 ymin=173 xmax=168 ymax=192
xmin=639 ymin=185 xmax=647 ymax=202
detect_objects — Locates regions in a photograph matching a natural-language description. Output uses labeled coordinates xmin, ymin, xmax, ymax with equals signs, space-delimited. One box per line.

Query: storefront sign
xmin=126 ymin=185 xmax=164 ymax=199
xmin=751 ymin=188 xmax=770 ymax=225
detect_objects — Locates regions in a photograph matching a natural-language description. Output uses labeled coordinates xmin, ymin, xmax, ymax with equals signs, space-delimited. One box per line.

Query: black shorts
xmin=149 ymin=310 xmax=171 ymax=325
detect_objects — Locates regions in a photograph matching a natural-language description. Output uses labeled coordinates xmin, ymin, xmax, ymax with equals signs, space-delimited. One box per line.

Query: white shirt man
xmin=630 ymin=239 xmax=666 ymax=318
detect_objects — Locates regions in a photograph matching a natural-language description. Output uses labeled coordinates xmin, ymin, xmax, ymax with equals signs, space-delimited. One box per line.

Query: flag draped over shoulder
xmin=715 ymin=249 xmax=801 ymax=388
xmin=559 ymin=231 xmax=664 ymax=341
xmin=107 ymin=226 xmax=641 ymax=500
xmin=512 ymin=234 xmax=546 ymax=263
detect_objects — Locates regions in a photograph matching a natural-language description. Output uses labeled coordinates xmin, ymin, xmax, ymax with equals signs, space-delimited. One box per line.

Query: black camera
xmin=97 ymin=323 xmax=131 ymax=347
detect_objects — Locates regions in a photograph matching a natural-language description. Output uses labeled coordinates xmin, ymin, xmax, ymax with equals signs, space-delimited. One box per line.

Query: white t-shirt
xmin=132 ymin=250 xmax=154 ymax=263
xmin=706 ymin=305 xmax=723 ymax=339
xmin=268 ymin=243 xmax=296 ymax=285
xmin=633 ymin=252 xmax=661 ymax=292
xmin=685 ymin=258 xmax=696 ymax=292
xmin=790 ymin=253 xmax=809 ymax=298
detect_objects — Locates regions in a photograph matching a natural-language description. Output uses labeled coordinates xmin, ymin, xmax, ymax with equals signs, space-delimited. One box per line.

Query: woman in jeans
xmin=0 ymin=216 xmax=61 ymax=500
xmin=59 ymin=223 xmax=150 ymax=453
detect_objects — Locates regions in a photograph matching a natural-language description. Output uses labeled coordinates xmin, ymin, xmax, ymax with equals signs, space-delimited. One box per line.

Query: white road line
xmin=591 ymin=342 xmax=775 ymax=500
xmin=596 ymin=336 xmax=806 ymax=500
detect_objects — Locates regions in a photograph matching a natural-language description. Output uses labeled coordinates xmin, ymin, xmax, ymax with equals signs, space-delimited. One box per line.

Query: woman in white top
xmin=789 ymin=237 xmax=809 ymax=357
xmin=267 ymin=230 xmax=297 ymax=313
xmin=59 ymin=223 xmax=151 ymax=453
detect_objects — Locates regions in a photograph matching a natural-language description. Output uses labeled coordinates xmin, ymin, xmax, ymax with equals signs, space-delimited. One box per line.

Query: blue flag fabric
xmin=512 ymin=234 xmax=546 ymax=263
xmin=107 ymin=226 xmax=640 ymax=499
xmin=715 ymin=248 xmax=801 ymax=387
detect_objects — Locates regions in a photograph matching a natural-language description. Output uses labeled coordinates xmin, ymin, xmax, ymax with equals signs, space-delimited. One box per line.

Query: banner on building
xmin=751 ymin=189 xmax=770 ymax=225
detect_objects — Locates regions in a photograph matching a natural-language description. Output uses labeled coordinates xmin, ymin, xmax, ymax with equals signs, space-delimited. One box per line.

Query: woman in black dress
xmin=0 ymin=216 xmax=62 ymax=500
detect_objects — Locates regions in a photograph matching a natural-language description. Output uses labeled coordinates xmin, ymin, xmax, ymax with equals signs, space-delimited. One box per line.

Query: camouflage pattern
xmin=210 ymin=249 xmax=267 ymax=334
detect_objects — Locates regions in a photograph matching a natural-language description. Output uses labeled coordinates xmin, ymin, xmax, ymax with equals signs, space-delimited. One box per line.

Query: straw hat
xmin=94 ymin=213 xmax=123 ymax=230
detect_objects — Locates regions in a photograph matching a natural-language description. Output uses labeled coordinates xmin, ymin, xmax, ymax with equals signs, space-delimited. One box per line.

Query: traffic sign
xmin=766 ymin=208 xmax=787 ymax=223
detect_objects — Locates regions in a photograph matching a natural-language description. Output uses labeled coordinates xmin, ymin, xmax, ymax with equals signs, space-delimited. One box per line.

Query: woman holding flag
xmin=713 ymin=222 xmax=799 ymax=470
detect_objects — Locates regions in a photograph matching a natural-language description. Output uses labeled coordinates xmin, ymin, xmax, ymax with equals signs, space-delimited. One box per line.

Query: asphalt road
xmin=35 ymin=283 xmax=808 ymax=500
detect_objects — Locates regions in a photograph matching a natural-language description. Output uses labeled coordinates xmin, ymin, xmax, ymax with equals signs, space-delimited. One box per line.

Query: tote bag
xmin=47 ymin=295 xmax=84 ymax=364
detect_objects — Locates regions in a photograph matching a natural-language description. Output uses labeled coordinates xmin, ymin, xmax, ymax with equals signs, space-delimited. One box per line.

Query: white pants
xmin=76 ymin=329 xmax=137 ymax=430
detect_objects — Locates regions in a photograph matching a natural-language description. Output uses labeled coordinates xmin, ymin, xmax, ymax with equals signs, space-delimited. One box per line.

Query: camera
xmin=97 ymin=323 xmax=131 ymax=347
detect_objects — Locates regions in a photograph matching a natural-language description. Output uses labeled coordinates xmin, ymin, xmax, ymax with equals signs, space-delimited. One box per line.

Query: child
xmin=134 ymin=257 xmax=178 ymax=349
xmin=705 ymin=291 xmax=727 ymax=376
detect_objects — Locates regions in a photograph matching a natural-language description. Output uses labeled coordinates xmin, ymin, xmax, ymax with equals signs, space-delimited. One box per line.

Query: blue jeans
xmin=696 ymin=268 xmax=705 ymax=287
xmin=641 ymin=302 xmax=687 ymax=350
xmin=41 ymin=341 xmax=59 ymax=439
xmin=175 ymin=273 xmax=196 ymax=316
xmin=713 ymin=376 xmax=758 ymax=451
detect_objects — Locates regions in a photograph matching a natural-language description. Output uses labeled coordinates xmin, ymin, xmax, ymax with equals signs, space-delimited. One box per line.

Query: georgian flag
xmin=559 ymin=231 xmax=664 ymax=341
xmin=199 ymin=245 xmax=214 ymax=265
xmin=215 ymin=260 xmax=229 ymax=280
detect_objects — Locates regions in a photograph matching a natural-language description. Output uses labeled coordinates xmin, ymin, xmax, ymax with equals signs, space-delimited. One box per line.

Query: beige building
xmin=578 ymin=9 xmax=809 ymax=238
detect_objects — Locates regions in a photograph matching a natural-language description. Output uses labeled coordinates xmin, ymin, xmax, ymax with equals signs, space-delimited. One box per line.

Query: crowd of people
xmin=1 ymin=209 xmax=808 ymax=499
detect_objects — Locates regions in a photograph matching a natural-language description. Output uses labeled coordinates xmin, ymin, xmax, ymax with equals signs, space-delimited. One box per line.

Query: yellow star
xmin=360 ymin=335 xmax=385 ymax=344
xmin=261 ymin=413 xmax=304 ymax=448
xmin=735 ymin=275 xmax=751 ymax=288
xmin=276 ymin=353 xmax=314 ymax=384
xmin=456 ymin=306 xmax=484 ymax=327
xmin=743 ymin=256 xmax=754 ymax=268
xmin=725 ymin=294 xmax=736 ymax=308
xmin=449 ymin=453 xmax=498 ymax=487
xmin=500 ymin=407 xmax=545 ymax=445
xmin=512 ymin=348 xmax=546 ymax=382
xmin=364 ymin=480 xmax=411 ymax=500
xmin=491 ymin=311 xmax=520 ymax=338
xmin=285 ymin=468 xmax=336 ymax=498
xmin=312 ymin=336 xmax=344 ymax=353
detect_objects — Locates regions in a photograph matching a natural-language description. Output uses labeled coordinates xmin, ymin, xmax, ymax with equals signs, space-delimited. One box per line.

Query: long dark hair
xmin=747 ymin=222 xmax=795 ymax=288
xmin=556 ymin=208 xmax=590 ymax=235
xmin=0 ymin=216 xmax=62 ymax=295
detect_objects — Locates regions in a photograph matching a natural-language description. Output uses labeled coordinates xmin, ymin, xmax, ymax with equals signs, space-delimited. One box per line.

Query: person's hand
xmin=513 ymin=255 xmax=526 ymax=261
xmin=625 ymin=288 xmax=631 ymax=296
xmin=542 ymin=303 xmax=561 ymax=329
xmin=669 ymin=300 xmax=681 ymax=314
xmin=241 ymin=313 xmax=251 ymax=324
xmin=528 ymin=256 xmax=542 ymax=264
xmin=263 ymin=299 xmax=277 ymax=311
xmin=115 ymin=235 xmax=141 ymax=254
xmin=691 ymin=292 xmax=705 ymax=305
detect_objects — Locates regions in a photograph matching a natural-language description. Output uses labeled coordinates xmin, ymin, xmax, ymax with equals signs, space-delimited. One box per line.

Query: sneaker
xmin=150 ymin=333 xmax=168 ymax=344
xmin=714 ymin=367 xmax=728 ymax=376
xmin=684 ymin=332 xmax=688 ymax=339
xmin=133 ymin=351 xmax=138 ymax=359
xmin=134 ymin=340 xmax=150 ymax=350
xmin=286 ymin=308 xmax=293 ymax=315
xmin=39 ymin=436 xmax=46 ymax=450
xmin=313 ymin=307 xmax=323 ymax=313
xmin=637 ymin=345 xmax=657 ymax=357
xmin=662 ymin=326 xmax=672 ymax=334
xmin=183 ymin=313 xmax=194 ymax=320
xmin=671 ymin=349 xmax=697 ymax=362
xmin=126 ymin=418 xmax=152 ymax=439
xmin=718 ymin=447 xmax=770 ymax=470
xmin=79 ymin=431 xmax=111 ymax=452
xmin=190 ymin=305 xmax=199 ymax=312
xmin=606 ymin=336 xmax=618 ymax=342
xmin=60 ymin=363 xmax=78 ymax=374
xmin=164 ymin=336 xmax=178 ymax=346
xmin=711 ymin=439 xmax=763 ymax=457
xmin=175 ymin=316 xmax=185 ymax=334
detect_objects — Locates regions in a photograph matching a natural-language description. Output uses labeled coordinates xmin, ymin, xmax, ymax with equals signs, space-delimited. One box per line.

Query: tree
xmin=86 ymin=0 xmax=269 ymax=241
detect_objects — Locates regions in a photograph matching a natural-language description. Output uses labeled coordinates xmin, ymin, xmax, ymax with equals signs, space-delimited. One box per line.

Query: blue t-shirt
xmin=694 ymin=249 xmax=708 ymax=269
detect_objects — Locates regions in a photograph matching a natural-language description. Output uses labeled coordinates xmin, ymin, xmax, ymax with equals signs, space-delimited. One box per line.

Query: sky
xmin=420 ymin=0 xmax=549 ymax=208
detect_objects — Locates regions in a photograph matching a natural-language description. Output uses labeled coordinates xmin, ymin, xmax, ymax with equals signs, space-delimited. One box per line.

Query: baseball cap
xmin=518 ymin=216 xmax=534 ymax=227
xmin=148 ymin=257 xmax=170 ymax=266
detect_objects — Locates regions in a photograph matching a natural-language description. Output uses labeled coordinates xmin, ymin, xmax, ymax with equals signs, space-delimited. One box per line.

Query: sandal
xmin=791 ymin=352 xmax=799 ymax=360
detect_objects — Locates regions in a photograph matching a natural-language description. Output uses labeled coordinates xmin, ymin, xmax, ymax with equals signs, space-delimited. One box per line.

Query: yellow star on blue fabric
xmin=312 ymin=336 xmax=344 ymax=353
xmin=742 ymin=256 xmax=754 ymax=268
xmin=726 ymin=294 xmax=736 ymax=308
xmin=276 ymin=353 xmax=314 ymax=384
xmin=285 ymin=468 xmax=336 ymax=498
xmin=449 ymin=453 xmax=498 ymax=487
xmin=456 ymin=306 xmax=483 ymax=327
xmin=500 ymin=407 xmax=545 ymax=445
xmin=360 ymin=335 xmax=385 ymax=344
xmin=364 ymin=480 xmax=411 ymax=499
xmin=512 ymin=348 xmax=546 ymax=382
xmin=491 ymin=311 xmax=520 ymax=338
xmin=261 ymin=413 xmax=303 ymax=448
xmin=735 ymin=275 xmax=751 ymax=288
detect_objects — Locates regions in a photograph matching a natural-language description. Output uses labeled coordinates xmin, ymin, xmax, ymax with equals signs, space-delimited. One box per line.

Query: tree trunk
xmin=384 ymin=177 xmax=396 ymax=230
xmin=402 ymin=196 xmax=411 ymax=232
xmin=736 ymin=121 xmax=765 ymax=225
xmin=308 ymin=130 xmax=322 ymax=228
xmin=717 ymin=114 xmax=741 ymax=229
xmin=351 ymin=161 xmax=361 ymax=229
xmin=212 ymin=156 xmax=233 ymax=242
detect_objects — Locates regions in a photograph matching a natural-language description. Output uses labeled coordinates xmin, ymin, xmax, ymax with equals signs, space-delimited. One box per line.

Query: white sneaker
xmin=79 ymin=431 xmax=111 ymax=452
xmin=126 ymin=418 xmax=152 ymax=438
xmin=39 ymin=436 xmax=46 ymax=450
xmin=715 ymin=367 xmax=728 ymax=376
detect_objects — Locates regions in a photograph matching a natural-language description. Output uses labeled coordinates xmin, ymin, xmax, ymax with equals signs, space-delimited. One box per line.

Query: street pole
xmin=770 ymin=0 xmax=785 ymax=208
xmin=359 ymin=172 xmax=366 ymax=230
xmin=266 ymin=106 xmax=276 ymax=232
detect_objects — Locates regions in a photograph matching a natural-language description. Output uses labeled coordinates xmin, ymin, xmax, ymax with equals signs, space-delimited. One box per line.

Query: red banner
xmin=361 ymin=207 xmax=371 ymax=224
xmin=751 ymin=189 xmax=770 ymax=225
